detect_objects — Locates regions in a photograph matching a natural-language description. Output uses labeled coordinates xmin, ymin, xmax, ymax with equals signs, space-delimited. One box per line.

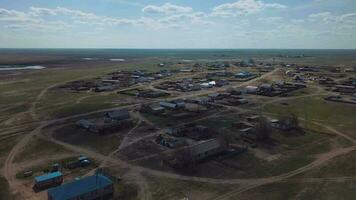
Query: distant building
xmin=335 ymin=85 xmax=355 ymax=94
xmin=145 ymin=104 xmax=165 ymax=114
xmin=245 ymin=86 xmax=258 ymax=94
xmin=239 ymin=127 xmax=257 ymax=140
xmin=94 ymin=85 xmax=115 ymax=92
xmin=172 ymin=99 xmax=186 ymax=108
xmin=47 ymin=174 xmax=113 ymax=200
xmin=34 ymin=172 xmax=63 ymax=191
xmin=160 ymin=101 xmax=178 ymax=110
xmin=235 ymin=71 xmax=254 ymax=79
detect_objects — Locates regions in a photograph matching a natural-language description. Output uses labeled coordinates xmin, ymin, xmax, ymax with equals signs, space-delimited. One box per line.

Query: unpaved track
xmin=3 ymin=125 xmax=46 ymax=199
xmin=5 ymin=68 xmax=354 ymax=200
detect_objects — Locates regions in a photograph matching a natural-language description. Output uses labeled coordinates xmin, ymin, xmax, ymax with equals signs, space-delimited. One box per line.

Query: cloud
xmin=142 ymin=3 xmax=193 ymax=15
xmin=0 ymin=8 xmax=41 ymax=23
xmin=308 ymin=12 xmax=356 ymax=25
xmin=212 ymin=0 xmax=287 ymax=17
xmin=258 ymin=16 xmax=282 ymax=23
xmin=308 ymin=12 xmax=335 ymax=23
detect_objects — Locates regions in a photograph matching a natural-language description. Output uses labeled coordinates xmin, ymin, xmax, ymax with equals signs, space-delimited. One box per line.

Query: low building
xmin=165 ymin=127 xmax=184 ymax=137
xmin=239 ymin=127 xmax=257 ymax=140
xmin=34 ymin=172 xmax=63 ymax=191
xmin=235 ymin=71 xmax=254 ymax=79
xmin=245 ymin=86 xmax=258 ymax=94
xmin=106 ymin=110 xmax=130 ymax=121
xmin=47 ymin=174 xmax=113 ymax=200
xmin=335 ymin=85 xmax=355 ymax=94
xmin=189 ymin=139 xmax=225 ymax=161
xmin=146 ymin=104 xmax=165 ymax=114
xmin=94 ymin=85 xmax=115 ymax=92
xmin=76 ymin=120 xmax=94 ymax=129
xmin=89 ymin=120 xmax=132 ymax=134
xmin=160 ymin=101 xmax=178 ymax=110
xmin=270 ymin=119 xmax=292 ymax=130
xmin=259 ymin=84 xmax=273 ymax=92
xmin=172 ymin=99 xmax=186 ymax=108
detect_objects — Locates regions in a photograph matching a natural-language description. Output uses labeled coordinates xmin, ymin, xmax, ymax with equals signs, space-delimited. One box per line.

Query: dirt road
xmin=5 ymin=67 xmax=354 ymax=200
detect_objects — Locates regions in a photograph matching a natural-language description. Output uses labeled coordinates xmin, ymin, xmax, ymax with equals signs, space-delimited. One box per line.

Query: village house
xmin=235 ymin=71 xmax=254 ymax=79
xmin=76 ymin=119 xmax=94 ymax=129
xmin=245 ymin=86 xmax=258 ymax=94
xmin=141 ymin=103 xmax=165 ymax=114
xmin=94 ymin=85 xmax=115 ymax=92
xmin=105 ymin=110 xmax=130 ymax=121
xmin=270 ymin=119 xmax=293 ymax=131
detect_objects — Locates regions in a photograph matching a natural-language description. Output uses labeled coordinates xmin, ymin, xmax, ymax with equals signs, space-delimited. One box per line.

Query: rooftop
xmin=35 ymin=171 xmax=62 ymax=183
xmin=48 ymin=174 xmax=113 ymax=200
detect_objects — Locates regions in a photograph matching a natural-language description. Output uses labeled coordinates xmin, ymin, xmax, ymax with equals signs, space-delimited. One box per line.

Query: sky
xmin=0 ymin=0 xmax=356 ymax=49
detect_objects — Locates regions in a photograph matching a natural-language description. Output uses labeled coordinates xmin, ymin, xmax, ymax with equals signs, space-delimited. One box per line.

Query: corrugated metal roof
xmin=107 ymin=110 xmax=130 ymax=119
xmin=35 ymin=172 xmax=62 ymax=183
xmin=48 ymin=174 xmax=113 ymax=200
xmin=159 ymin=102 xmax=177 ymax=108
xmin=190 ymin=139 xmax=222 ymax=156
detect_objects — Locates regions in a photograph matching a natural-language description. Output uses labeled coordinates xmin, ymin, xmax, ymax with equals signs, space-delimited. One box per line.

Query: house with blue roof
xmin=47 ymin=174 xmax=114 ymax=200
xmin=34 ymin=171 xmax=63 ymax=190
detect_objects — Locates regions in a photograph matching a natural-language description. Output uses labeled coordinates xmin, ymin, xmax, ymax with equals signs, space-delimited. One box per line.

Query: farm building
xmin=89 ymin=120 xmax=132 ymax=134
xmin=76 ymin=120 xmax=94 ymax=129
xmin=34 ymin=171 xmax=63 ymax=191
xmin=189 ymin=139 xmax=225 ymax=161
xmin=160 ymin=101 xmax=178 ymax=110
xmin=106 ymin=110 xmax=130 ymax=121
xmin=47 ymin=174 xmax=113 ymax=200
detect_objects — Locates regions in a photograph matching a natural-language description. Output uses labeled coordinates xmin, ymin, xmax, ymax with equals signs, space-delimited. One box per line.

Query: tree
xmin=278 ymin=113 xmax=299 ymax=130
xmin=255 ymin=116 xmax=272 ymax=141
xmin=218 ymin=129 xmax=233 ymax=147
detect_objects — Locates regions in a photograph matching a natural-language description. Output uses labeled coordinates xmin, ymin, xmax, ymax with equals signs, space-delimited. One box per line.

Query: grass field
xmin=0 ymin=176 xmax=16 ymax=200
xmin=53 ymin=124 xmax=131 ymax=155
xmin=14 ymin=135 xmax=72 ymax=163
xmin=146 ymin=176 xmax=236 ymax=200
xmin=238 ymin=181 xmax=356 ymax=200
xmin=0 ymin=136 xmax=21 ymax=167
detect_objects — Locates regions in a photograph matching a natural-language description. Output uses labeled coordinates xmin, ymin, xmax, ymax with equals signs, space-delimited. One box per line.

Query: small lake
xmin=0 ymin=65 xmax=46 ymax=71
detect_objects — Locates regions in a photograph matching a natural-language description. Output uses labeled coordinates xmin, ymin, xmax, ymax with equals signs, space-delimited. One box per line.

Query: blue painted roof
xmin=35 ymin=172 xmax=62 ymax=183
xmin=48 ymin=174 xmax=113 ymax=200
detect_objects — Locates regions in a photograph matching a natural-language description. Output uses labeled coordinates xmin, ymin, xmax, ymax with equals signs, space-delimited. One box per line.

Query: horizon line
xmin=1 ymin=48 xmax=356 ymax=50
